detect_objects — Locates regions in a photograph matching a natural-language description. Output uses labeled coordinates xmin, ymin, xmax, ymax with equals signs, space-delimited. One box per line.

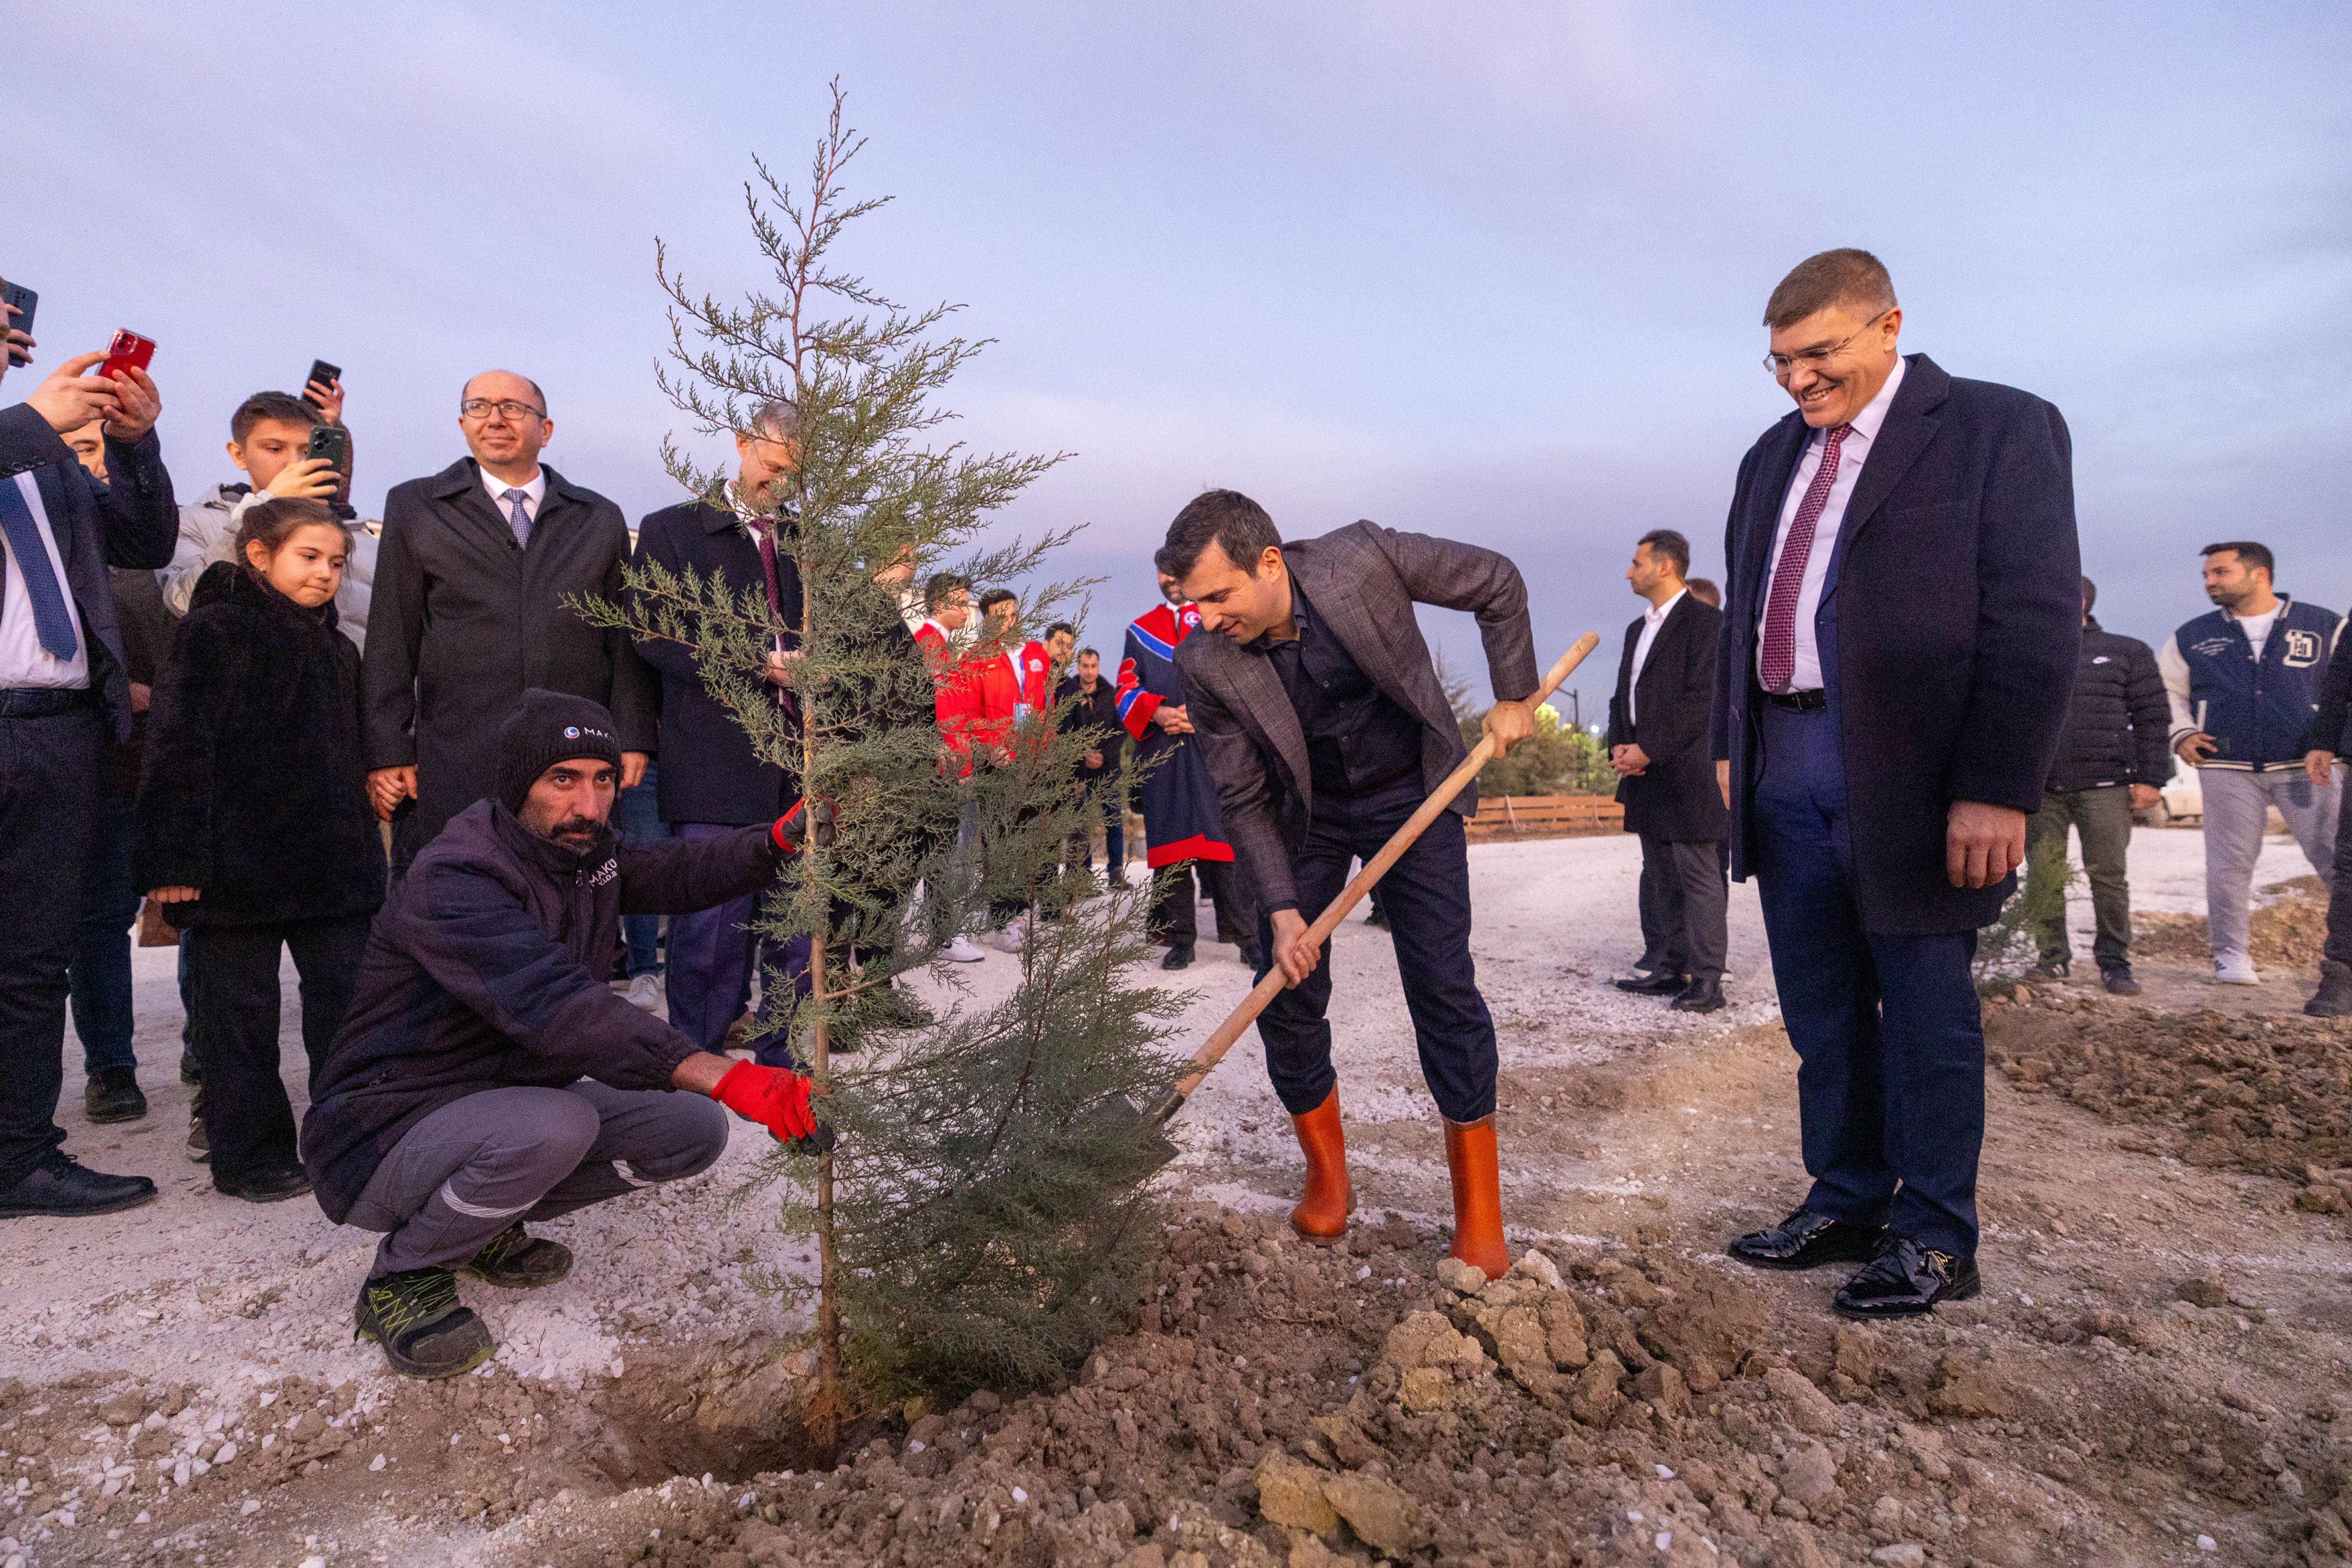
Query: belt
xmin=1760 ymin=688 xmax=1827 ymax=713
xmin=0 ymin=687 xmax=97 ymax=718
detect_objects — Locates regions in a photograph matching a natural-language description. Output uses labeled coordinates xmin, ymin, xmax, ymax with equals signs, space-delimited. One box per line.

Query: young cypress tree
xmin=577 ymin=87 xmax=1185 ymax=1447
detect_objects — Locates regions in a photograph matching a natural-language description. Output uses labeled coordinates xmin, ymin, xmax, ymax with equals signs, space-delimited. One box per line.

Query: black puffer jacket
xmin=2044 ymin=617 xmax=2172 ymax=793
xmin=135 ymin=563 xmax=386 ymax=927
xmin=299 ymin=800 xmax=779 ymax=1221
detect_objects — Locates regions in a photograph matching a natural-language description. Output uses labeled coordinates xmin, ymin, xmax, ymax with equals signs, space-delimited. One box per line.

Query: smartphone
xmin=0 ymin=281 xmax=33 ymax=367
xmin=100 ymin=330 xmax=156 ymax=382
xmin=303 ymin=359 xmax=342 ymax=409
xmin=305 ymin=423 xmax=350 ymax=473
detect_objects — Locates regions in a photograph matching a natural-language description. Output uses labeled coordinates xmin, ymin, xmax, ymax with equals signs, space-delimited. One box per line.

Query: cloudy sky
xmin=9 ymin=3 xmax=2347 ymax=704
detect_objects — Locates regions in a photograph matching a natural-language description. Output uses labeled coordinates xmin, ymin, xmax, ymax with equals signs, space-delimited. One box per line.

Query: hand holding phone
xmin=303 ymin=359 xmax=343 ymax=422
xmin=0 ymin=281 xmax=35 ymax=371
xmin=305 ymin=423 xmax=350 ymax=473
xmin=100 ymin=330 xmax=155 ymax=382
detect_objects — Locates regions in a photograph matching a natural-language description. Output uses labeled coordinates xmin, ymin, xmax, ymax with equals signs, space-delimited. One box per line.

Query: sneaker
xmin=980 ymin=926 xmax=1026 ymax=954
xmin=215 ymin=1161 xmax=312 ymax=1204
xmin=462 ymin=1222 xmax=574 ymax=1288
xmin=2100 ymin=965 xmax=2142 ymax=997
xmin=622 ymin=973 xmax=662 ymax=1011
xmin=2024 ymin=958 xmax=2069 ymax=982
xmin=187 ymin=1097 xmax=210 ymax=1164
xmin=354 ymin=1267 xmax=495 ymax=1379
xmin=2214 ymin=953 xmax=2261 ymax=986
xmin=942 ymin=935 xmax=987 ymax=964
xmin=84 ymin=1067 xmax=148 ymax=1124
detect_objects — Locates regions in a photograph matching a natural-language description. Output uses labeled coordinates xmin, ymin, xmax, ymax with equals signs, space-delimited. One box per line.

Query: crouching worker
xmin=299 ymin=689 xmax=832 ymax=1379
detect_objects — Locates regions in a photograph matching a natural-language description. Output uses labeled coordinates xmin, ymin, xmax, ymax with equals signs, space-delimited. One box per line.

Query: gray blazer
xmin=1175 ymin=520 xmax=1538 ymax=912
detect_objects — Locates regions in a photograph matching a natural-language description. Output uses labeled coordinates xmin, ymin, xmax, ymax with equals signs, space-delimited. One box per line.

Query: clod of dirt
xmin=1777 ymin=1439 xmax=1839 ymax=1505
xmin=2179 ymin=1274 xmax=2230 ymax=1308
xmin=1765 ymin=1365 xmax=1841 ymax=1435
xmin=1251 ymin=1451 xmax=1336 ymax=1534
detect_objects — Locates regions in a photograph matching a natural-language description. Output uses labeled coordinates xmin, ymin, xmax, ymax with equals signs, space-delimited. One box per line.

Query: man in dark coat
xmin=1057 ymin=645 xmax=1125 ymax=884
xmin=361 ymin=371 xmax=655 ymax=862
xmin=1710 ymin=250 xmax=2080 ymax=1318
xmin=0 ymin=343 xmax=178 ymax=1219
xmin=302 ymin=690 xmax=827 ymax=1378
xmin=2021 ymin=576 xmax=2172 ymax=994
xmin=1166 ymin=493 xmax=1538 ymax=1280
xmin=1607 ymin=527 xmax=1730 ymax=1013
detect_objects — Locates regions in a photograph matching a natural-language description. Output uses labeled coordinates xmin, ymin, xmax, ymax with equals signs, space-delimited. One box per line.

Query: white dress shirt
xmin=481 ymin=466 xmax=547 ymax=527
xmin=1627 ymin=586 xmax=1686 ymax=727
xmin=0 ymin=471 xmax=91 ymax=690
xmin=1757 ymin=355 xmax=1908 ymax=691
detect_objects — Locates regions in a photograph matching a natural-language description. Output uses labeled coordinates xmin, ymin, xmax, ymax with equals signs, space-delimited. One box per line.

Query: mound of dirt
xmin=454 ymin=1206 xmax=2352 ymax=1568
xmin=1987 ymin=996 xmax=2352 ymax=1196
xmin=2134 ymin=880 xmax=2330 ymax=969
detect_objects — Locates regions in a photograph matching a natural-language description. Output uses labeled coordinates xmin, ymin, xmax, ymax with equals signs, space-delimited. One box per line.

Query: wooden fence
xmin=1465 ymin=793 xmax=1624 ymax=842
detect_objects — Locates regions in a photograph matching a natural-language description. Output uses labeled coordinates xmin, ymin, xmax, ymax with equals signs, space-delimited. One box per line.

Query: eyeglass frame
xmin=458 ymin=397 xmax=547 ymax=422
xmin=1762 ymin=309 xmax=1893 ymax=380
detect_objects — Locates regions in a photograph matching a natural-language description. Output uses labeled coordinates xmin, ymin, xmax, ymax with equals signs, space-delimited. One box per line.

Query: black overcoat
xmin=1607 ymin=593 xmax=1728 ymax=843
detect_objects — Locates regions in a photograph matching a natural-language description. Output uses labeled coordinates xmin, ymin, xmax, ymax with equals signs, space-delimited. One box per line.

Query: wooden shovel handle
xmin=1150 ymin=632 xmax=1601 ymax=1120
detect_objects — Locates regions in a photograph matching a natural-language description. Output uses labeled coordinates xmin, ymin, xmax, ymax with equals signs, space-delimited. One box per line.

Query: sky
xmin=7 ymin=2 xmax=2347 ymax=708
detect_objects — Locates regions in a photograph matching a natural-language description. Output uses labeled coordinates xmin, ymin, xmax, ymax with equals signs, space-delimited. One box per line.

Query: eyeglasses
xmin=459 ymin=398 xmax=546 ymax=421
xmin=1762 ymin=310 xmax=1890 ymax=379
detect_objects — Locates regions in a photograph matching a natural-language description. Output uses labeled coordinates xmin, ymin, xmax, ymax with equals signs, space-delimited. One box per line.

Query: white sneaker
xmin=981 ymin=926 xmax=1027 ymax=954
xmin=622 ymin=973 xmax=662 ymax=1011
xmin=2214 ymin=953 xmax=2261 ymax=986
xmin=942 ymin=935 xmax=987 ymax=964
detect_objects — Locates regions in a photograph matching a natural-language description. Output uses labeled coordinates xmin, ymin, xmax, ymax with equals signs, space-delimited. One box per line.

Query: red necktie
xmin=1759 ymin=424 xmax=1851 ymax=692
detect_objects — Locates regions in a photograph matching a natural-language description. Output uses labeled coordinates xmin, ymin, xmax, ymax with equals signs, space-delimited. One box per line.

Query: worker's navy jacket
xmin=300 ymin=800 xmax=777 ymax=1222
xmin=2173 ymin=598 xmax=2342 ymax=769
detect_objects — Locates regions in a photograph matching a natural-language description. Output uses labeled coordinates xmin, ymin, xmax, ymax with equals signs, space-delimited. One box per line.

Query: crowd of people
xmin=2 ymin=243 xmax=2347 ymax=1377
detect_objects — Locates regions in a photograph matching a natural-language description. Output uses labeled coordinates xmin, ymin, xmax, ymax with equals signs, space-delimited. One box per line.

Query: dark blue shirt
xmin=1250 ymin=580 xmax=1422 ymax=803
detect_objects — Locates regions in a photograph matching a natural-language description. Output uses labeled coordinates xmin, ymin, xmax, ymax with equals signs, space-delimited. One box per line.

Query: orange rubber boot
xmin=1288 ymin=1087 xmax=1353 ymax=1244
xmin=1444 ymin=1114 xmax=1511 ymax=1279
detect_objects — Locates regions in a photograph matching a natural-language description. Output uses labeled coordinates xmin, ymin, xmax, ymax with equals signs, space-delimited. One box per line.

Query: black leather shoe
xmin=1670 ymin=978 xmax=1727 ymax=1013
xmin=215 ymin=1161 xmax=312 ymax=1204
xmin=1728 ymin=1206 xmax=1887 ymax=1271
xmin=179 ymin=1048 xmax=202 ymax=1086
xmin=0 ymin=1152 xmax=159 ymax=1218
xmin=84 ymin=1067 xmax=149 ymax=1124
xmin=2100 ymin=965 xmax=2142 ymax=997
xmin=2308 ymin=961 xmax=2352 ymax=1019
xmin=1161 ymin=944 xmax=1194 ymax=971
xmin=1615 ymin=970 xmax=1688 ymax=996
xmin=1833 ymin=1234 xmax=1981 ymax=1319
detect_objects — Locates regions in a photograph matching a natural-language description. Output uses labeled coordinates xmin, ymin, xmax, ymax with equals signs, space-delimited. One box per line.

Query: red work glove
xmin=771 ymin=796 xmax=837 ymax=855
xmin=710 ymin=1061 xmax=829 ymax=1150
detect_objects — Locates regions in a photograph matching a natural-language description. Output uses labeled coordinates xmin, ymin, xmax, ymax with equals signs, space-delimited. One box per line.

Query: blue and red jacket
xmin=1117 ymin=602 xmax=1235 ymax=868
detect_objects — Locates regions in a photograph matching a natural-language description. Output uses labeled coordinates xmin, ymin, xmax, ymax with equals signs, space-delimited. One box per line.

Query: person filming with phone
xmin=0 ymin=304 xmax=181 ymax=1220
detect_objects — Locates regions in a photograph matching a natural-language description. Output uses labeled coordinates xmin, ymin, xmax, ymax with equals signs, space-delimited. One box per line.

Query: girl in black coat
xmin=137 ymin=498 xmax=385 ymax=1202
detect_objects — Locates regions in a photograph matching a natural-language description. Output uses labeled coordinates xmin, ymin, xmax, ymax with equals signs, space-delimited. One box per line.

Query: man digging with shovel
xmin=1162 ymin=491 xmax=1539 ymax=1278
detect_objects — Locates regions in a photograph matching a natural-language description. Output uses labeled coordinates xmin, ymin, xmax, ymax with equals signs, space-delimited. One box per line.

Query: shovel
xmin=1121 ymin=633 xmax=1601 ymax=1168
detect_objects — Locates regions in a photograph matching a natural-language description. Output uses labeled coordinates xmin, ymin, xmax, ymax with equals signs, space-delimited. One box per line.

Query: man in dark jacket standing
xmin=362 ymin=371 xmax=655 ymax=862
xmin=2022 ymin=577 xmax=2172 ymax=994
xmin=1607 ymin=528 xmax=1730 ymax=1013
xmin=303 ymin=691 xmax=828 ymax=1378
xmin=1057 ymin=646 xmax=1125 ymax=885
xmin=0 ymin=342 xmax=178 ymax=1219
xmin=1711 ymin=250 xmax=2079 ymax=1319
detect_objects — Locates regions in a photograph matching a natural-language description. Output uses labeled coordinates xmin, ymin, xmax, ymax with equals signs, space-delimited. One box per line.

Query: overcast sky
xmin=9 ymin=3 xmax=2347 ymax=706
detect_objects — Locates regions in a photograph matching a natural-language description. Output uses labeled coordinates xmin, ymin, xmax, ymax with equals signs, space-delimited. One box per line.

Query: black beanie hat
xmin=496 ymin=689 xmax=624 ymax=814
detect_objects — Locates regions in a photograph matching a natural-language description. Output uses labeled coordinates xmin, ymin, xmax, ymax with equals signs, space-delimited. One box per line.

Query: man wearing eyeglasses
xmin=1710 ymin=250 xmax=2079 ymax=1320
xmin=362 ymin=370 xmax=654 ymax=867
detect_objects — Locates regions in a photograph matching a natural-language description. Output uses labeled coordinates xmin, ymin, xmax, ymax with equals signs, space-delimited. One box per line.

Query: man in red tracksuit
xmin=915 ymin=574 xmax=987 ymax=963
xmin=969 ymin=589 xmax=1051 ymax=947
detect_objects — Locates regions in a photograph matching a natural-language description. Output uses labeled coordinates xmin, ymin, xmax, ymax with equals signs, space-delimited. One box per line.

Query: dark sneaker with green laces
xmin=355 ymin=1267 xmax=495 ymax=1379
xmin=462 ymin=1223 xmax=573 ymax=1289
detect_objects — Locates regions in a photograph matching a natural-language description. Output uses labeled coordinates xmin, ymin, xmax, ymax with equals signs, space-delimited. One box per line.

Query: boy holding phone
xmin=165 ymin=385 xmax=377 ymax=650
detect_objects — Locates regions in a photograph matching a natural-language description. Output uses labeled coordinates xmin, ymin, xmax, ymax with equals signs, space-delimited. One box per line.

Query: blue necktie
xmin=502 ymin=487 xmax=532 ymax=550
xmin=0 ymin=475 xmax=79 ymax=661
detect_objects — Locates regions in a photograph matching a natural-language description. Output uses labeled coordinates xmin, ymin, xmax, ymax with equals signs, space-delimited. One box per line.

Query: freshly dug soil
xmin=2135 ymin=880 xmax=2330 ymax=969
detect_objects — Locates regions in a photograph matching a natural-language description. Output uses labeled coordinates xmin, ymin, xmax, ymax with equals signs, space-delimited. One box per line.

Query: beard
xmin=537 ymin=814 xmax=603 ymax=848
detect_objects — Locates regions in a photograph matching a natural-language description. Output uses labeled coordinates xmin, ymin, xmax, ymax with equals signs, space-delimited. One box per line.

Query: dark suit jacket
xmin=629 ymin=500 xmax=799 ymax=825
xmin=1708 ymin=354 xmax=2081 ymax=934
xmin=362 ymin=458 xmax=656 ymax=841
xmin=1608 ymin=592 xmax=1728 ymax=843
xmin=1177 ymin=520 xmax=1538 ymax=913
xmin=0 ymin=403 xmax=178 ymax=740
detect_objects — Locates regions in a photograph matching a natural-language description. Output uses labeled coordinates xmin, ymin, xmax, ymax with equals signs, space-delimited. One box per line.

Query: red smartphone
xmin=100 ymin=330 xmax=156 ymax=381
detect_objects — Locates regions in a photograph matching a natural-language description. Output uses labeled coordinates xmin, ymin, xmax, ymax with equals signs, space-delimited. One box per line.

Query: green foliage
xmin=574 ymin=87 xmax=1183 ymax=1408
xmin=1974 ymin=847 xmax=2078 ymax=989
xmin=1434 ymin=652 xmax=1613 ymax=796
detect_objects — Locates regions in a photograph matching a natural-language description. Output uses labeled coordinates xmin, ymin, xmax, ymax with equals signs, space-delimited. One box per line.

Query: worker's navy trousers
xmin=1753 ymin=700 xmax=1985 ymax=1258
xmin=1252 ymin=782 xmax=1498 ymax=1124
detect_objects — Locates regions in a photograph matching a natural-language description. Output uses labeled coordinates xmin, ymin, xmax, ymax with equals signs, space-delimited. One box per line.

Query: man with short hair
xmin=1166 ymin=490 xmax=1537 ymax=1276
xmin=1685 ymin=578 xmax=1722 ymax=610
xmin=302 ymin=690 xmax=829 ymax=1378
xmin=1044 ymin=620 xmax=1077 ymax=684
xmin=1057 ymin=646 xmax=1125 ymax=886
xmin=363 ymin=371 xmax=655 ymax=862
xmin=970 ymin=589 xmax=1053 ymax=950
xmin=2022 ymin=576 xmax=2172 ymax=994
xmin=0 ymin=331 xmax=179 ymax=1218
xmin=2160 ymin=542 xmax=2342 ymax=985
xmin=1608 ymin=528 xmax=1730 ymax=1012
xmin=1712 ymin=249 xmax=2080 ymax=1318
xmin=915 ymin=573 xmax=987 ymax=963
